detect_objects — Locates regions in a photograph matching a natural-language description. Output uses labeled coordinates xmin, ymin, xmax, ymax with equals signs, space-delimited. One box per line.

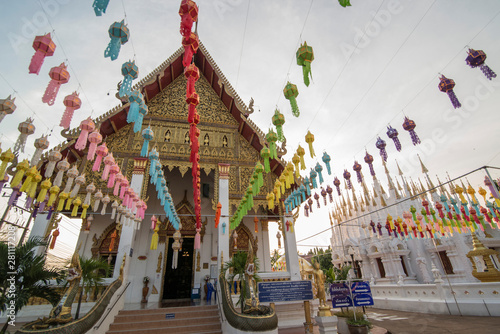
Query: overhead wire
xmin=235 ymin=0 xmax=251 ymax=90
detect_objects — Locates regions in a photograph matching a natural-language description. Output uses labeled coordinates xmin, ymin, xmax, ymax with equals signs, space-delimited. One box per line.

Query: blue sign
xmin=330 ymin=283 xmax=352 ymax=308
xmin=258 ymin=280 xmax=313 ymax=302
xmin=330 ymin=281 xmax=374 ymax=308
xmin=165 ymin=313 xmax=175 ymax=319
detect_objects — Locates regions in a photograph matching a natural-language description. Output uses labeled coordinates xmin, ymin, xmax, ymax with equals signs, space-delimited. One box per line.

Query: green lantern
xmin=272 ymin=109 xmax=286 ymax=142
xmin=266 ymin=130 xmax=278 ymax=159
xmin=255 ymin=162 xmax=264 ymax=189
xmin=296 ymin=41 xmax=314 ymax=86
xmin=261 ymin=147 xmax=271 ymax=172
xmin=283 ymin=82 xmax=299 ymax=117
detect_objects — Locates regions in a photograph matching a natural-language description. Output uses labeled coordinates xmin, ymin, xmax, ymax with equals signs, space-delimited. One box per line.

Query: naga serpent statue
xmin=15 ymin=251 xmax=125 ymax=334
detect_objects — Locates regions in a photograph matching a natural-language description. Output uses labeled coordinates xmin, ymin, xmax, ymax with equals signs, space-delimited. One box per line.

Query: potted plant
xmin=346 ymin=316 xmax=372 ymax=334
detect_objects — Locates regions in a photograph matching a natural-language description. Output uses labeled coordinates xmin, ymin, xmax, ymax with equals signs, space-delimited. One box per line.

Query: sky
xmin=1 ymin=0 xmax=500 ymax=256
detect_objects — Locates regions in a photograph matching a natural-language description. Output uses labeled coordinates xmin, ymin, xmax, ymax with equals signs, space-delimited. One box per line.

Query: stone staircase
xmin=106 ymin=304 xmax=222 ymax=334
xmin=274 ymin=300 xmax=316 ymax=329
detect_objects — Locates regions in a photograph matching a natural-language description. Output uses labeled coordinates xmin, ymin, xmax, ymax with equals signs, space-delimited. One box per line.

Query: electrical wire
xmin=235 ymin=0 xmax=251 ymax=90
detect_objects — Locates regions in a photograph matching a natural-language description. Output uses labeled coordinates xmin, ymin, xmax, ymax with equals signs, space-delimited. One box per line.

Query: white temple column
xmin=217 ymin=163 xmax=230 ymax=274
xmin=261 ymin=220 xmax=271 ymax=271
xmin=283 ymin=214 xmax=301 ymax=281
xmin=113 ymin=158 xmax=147 ymax=279
xmin=29 ymin=213 xmax=54 ymax=256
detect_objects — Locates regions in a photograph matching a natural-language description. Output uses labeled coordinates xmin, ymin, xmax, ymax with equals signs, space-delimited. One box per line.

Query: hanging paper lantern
xmin=297 ymin=145 xmax=306 ymax=170
xmin=322 ymin=152 xmax=331 ymax=175
xmin=305 ymin=130 xmax=315 ymax=158
xmin=266 ymin=130 xmax=278 ymax=159
xmin=438 ymin=75 xmax=461 ymax=109
xmin=60 ymin=92 xmax=82 ymax=129
xmin=353 ymin=161 xmax=363 ymax=183
xmin=53 ymin=158 xmax=70 ymax=187
xmin=14 ymin=118 xmax=35 ymax=153
xmin=102 ymin=154 xmax=115 ymax=181
xmin=315 ymin=163 xmax=324 ymax=184
xmin=466 ymin=48 xmax=496 ymax=80
xmin=283 ymin=82 xmax=299 ymax=117
xmin=119 ymin=60 xmax=139 ymax=97
xmin=184 ymin=63 xmax=200 ymax=99
xmin=364 ymin=151 xmax=375 ymax=176
xmin=101 ymin=194 xmax=111 ymax=215
xmin=62 ymin=165 xmax=78 ymax=195
xmin=93 ymin=189 xmax=103 ymax=212
xmin=104 ymin=20 xmax=129 ymax=61
xmin=0 ymin=149 xmax=14 ymax=180
xmin=179 ymin=0 xmax=199 ymax=37
xmin=107 ymin=164 xmax=120 ymax=189
xmin=310 ymin=169 xmax=318 ymax=189
xmin=127 ymin=90 xmax=144 ymax=124
xmin=75 ymin=118 xmax=96 ymax=151
xmin=87 ymin=130 xmax=103 ymax=161
xmin=45 ymin=149 xmax=62 ymax=178
xmin=71 ymin=173 xmax=86 ymax=199
xmin=133 ymin=102 xmax=148 ymax=133
xmin=141 ymin=126 xmax=154 ymax=157
xmin=402 ymin=116 xmax=421 ymax=146
xmin=186 ymin=92 xmax=199 ymax=122
xmin=42 ymin=63 xmax=70 ymax=106
xmin=296 ymin=41 xmax=314 ymax=87
xmin=375 ymin=137 xmax=387 ymax=162
xmin=29 ymin=33 xmax=56 ymax=75
xmin=92 ymin=143 xmax=108 ymax=172
xmin=272 ymin=109 xmax=285 ymax=142
xmin=182 ymin=32 xmax=199 ymax=67
xmin=261 ymin=147 xmax=271 ymax=173
xmin=0 ymin=95 xmax=16 ymax=123
xmin=343 ymin=169 xmax=352 ymax=189
xmin=386 ymin=125 xmax=401 ymax=152
xmin=339 ymin=0 xmax=352 ymax=8
xmin=31 ymin=135 xmax=49 ymax=167
xmin=93 ymin=0 xmax=110 ymax=16
xmin=333 ymin=177 xmax=341 ymax=195
xmin=326 ymin=185 xmax=333 ymax=203
xmin=292 ymin=153 xmax=300 ymax=177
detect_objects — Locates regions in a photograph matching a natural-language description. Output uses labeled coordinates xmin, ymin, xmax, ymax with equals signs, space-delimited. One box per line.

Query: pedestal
xmin=315 ymin=315 xmax=338 ymax=334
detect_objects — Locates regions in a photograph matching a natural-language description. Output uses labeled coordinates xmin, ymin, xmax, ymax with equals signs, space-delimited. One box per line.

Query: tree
xmin=325 ymin=265 xmax=352 ymax=284
xmin=74 ymin=256 xmax=110 ymax=319
xmin=0 ymin=236 xmax=62 ymax=334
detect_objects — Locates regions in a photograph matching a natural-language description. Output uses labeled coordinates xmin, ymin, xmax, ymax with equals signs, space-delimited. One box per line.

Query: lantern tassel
xmin=276 ymin=125 xmax=284 ymax=142
xmin=303 ymin=61 xmax=312 ymax=87
xmin=75 ymin=128 xmax=90 ymax=151
xmin=59 ymin=108 xmax=74 ymax=129
xmin=447 ymin=90 xmax=462 ymax=109
xmin=14 ymin=134 xmax=29 ymax=153
xmin=194 ymin=229 xmax=201 ymax=250
xmin=141 ymin=139 xmax=150 ymax=158
xmin=127 ymin=101 xmax=139 ymax=123
xmin=42 ymin=80 xmax=62 ymax=106
xmin=93 ymin=0 xmax=110 ymax=16
xmin=289 ymin=97 xmax=299 ymax=117
xmin=480 ymin=64 xmax=497 ymax=80
xmin=29 ymin=50 xmax=47 ymax=75
xmin=49 ymin=229 xmax=59 ymax=249
xmin=104 ymin=38 xmax=122 ymax=61
xmin=409 ymin=130 xmax=421 ymax=146
xmin=134 ymin=112 xmax=144 ymax=133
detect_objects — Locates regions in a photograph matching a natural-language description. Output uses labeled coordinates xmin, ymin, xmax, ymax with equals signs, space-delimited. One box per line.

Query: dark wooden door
xmin=163 ymin=237 xmax=194 ymax=300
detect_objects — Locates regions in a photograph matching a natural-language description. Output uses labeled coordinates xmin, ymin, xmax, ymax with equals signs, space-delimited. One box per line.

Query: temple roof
xmin=48 ymin=41 xmax=285 ymax=176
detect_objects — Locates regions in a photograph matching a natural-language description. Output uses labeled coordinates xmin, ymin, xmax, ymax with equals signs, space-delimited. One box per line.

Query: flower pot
xmin=347 ymin=323 xmax=369 ymax=334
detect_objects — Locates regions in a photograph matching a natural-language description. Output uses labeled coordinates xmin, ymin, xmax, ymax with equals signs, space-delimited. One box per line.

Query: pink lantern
xmin=113 ymin=173 xmax=124 ymax=196
xmin=102 ymin=154 xmax=115 ymax=180
xmin=119 ymin=178 xmax=129 ymax=199
xmin=107 ymin=164 xmax=120 ymax=188
xmin=92 ymin=143 xmax=108 ymax=172
xmin=29 ymin=33 xmax=56 ymax=75
xmin=75 ymin=118 xmax=96 ymax=151
xmin=87 ymin=130 xmax=103 ymax=161
xmin=42 ymin=63 xmax=70 ymax=106
xmin=60 ymin=92 xmax=82 ymax=129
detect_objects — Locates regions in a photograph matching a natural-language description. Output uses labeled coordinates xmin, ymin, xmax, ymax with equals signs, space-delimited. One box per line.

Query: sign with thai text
xmin=258 ymin=280 xmax=313 ymax=302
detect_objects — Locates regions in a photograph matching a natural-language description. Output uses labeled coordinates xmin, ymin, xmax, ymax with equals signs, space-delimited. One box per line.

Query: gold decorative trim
xmin=133 ymin=158 xmax=148 ymax=175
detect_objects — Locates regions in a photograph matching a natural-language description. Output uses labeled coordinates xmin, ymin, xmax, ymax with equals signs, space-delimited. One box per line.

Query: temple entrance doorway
xmin=162 ymin=237 xmax=194 ymax=300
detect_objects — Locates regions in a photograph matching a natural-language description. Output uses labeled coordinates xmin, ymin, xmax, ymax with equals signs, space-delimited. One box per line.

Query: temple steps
xmin=274 ymin=300 xmax=316 ymax=329
xmin=106 ymin=305 xmax=222 ymax=334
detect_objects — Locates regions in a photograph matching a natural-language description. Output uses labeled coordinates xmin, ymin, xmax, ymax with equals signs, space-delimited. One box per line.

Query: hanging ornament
xmin=13 ymin=118 xmax=36 ymax=154
xmin=133 ymin=102 xmax=148 ymax=133
xmin=305 ymin=130 xmax=315 ymax=158
xmin=339 ymin=0 xmax=352 ymax=8
xmin=29 ymin=33 xmax=56 ymax=75
xmin=375 ymin=137 xmax=387 ymax=162
xmin=315 ymin=163 xmax=324 ymax=184
xmin=102 ymin=154 xmax=115 ymax=181
xmin=297 ymin=145 xmax=306 ymax=170
xmin=179 ymin=0 xmax=199 ymax=37
xmin=322 ymin=152 xmax=331 ymax=175
xmin=62 ymin=165 xmax=78 ymax=194
xmin=37 ymin=179 xmax=51 ymax=203
xmin=107 ymin=164 xmax=120 ymax=188
xmin=364 ymin=151 xmax=375 ymax=176
xmin=402 ymin=116 xmax=421 ymax=146
xmin=71 ymin=173 xmax=86 ymax=199
xmin=49 ymin=228 xmax=60 ymax=249
xmin=310 ymin=169 xmax=318 ymax=189
xmin=272 ymin=109 xmax=286 ymax=142
xmin=182 ymin=32 xmax=199 ymax=67
xmin=75 ymin=118 xmax=96 ymax=151
xmin=93 ymin=189 xmax=103 ymax=212
xmin=343 ymin=169 xmax=352 ymax=189
xmin=266 ymin=130 xmax=278 ymax=159
xmin=438 ymin=75 xmax=461 ymax=109
xmin=334 ymin=177 xmax=341 ymax=195
xmin=141 ymin=126 xmax=154 ymax=157
xmin=53 ymin=158 xmax=70 ymax=187
xmin=127 ymin=90 xmax=144 ymax=124
xmin=119 ymin=60 xmax=139 ymax=97
xmin=466 ymin=48 xmax=496 ymax=80
xmin=386 ymin=125 xmax=401 ymax=152
xmin=71 ymin=197 xmax=82 ymax=217
xmin=283 ymin=82 xmax=299 ymax=117
xmin=0 ymin=95 xmax=16 ymax=123
xmin=184 ymin=63 xmax=200 ymax=98
xmin=353 ymin=161 xmax=363 ymax=183
xmin=261 ymin=147 xmax=271 ymax=173
xmin=87 ymin=130 xmax=102 ymax=161
xmin=104 ymin=20 xmax=129 ymax=61
xmin=93 ymin=0 xmax=110 ymax=16
xmin=292 ymin=153 xmax=300 ymax=177
xmin=296 ymin=41 xmax=314 ymax=86
xmin=31 ymin=135 xmax=49 ymax=167
xmin=92 ymin=143 xmax=108 ymax=172
xmin=45 ymin=149 xmax=62 ymax=178
xmin=326 ymin=185 xmax=333 ymax=203
xmin=0 ymin=149 xmax=14 ymax=181
xmin=101 ymin=194 xmax=110 ymax=215
xmin=42 ymin=63 xmax=70 ymax=106
xmin=60 ymin=92 xmax=82 ymax=129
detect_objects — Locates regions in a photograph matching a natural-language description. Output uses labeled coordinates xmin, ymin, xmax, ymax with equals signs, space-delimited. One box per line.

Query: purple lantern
xmin=333 ymin=177 xmax=341 ymax=195
xmin=364 ymin=151 xmax=375 ymax=176
xmin=343 ymin=169 xmax=352 ymax=190
xmin=375 ymin=137 xmax=388 ymax=162
xmin=402 ymin=116 xmax=421 ymax=146
xmin=353 ymin=161 xmax=363 ymax=183
xmin=438 ymin=75 xmax=461 ymax=109
xmin=466 ymin=48 xmax=496 ymax=80
xmin=386 ymin=125 xmax=401 ymax=151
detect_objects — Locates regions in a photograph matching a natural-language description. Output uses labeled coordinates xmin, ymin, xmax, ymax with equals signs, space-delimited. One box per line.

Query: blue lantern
xmin=303 ymin=176 xmax=311 ymax=196
xmin=104 ymin=20 xmax=129 ymax=61
xmin=127 ymin=90 xmax=143 ymax=123
xmin=141 ymin=126 xmax=154 ymax=157
xmin=310 ymin=169 xmax=318 ymax=189
xmin=93 ymin=0 xmax=110 ymax=16
xmin=149 ymin=148 xmax=159 ymax=178
xmin=315 ymin=162 xmax=324 ymax=184
xmin=119 ymin=60 xmax=139 ymax=97
xmin=322 ymin=152 xmax=331 ymax=175
xmin=134 ymin=102 xmax=148 ymax=133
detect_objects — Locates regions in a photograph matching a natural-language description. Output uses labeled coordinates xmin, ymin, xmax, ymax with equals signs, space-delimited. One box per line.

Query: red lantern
xmin=42 ymin=63 xmax=70 ymax=106
xmin=29 ymin=33 xmax=56 ymax=75
xmin=179 ymin=0 xmax=199 ymax=37
xmin=182 ymin=32 xmax=199 ymax=67
xmin=60 ymin=92 xmax=82 ymax=129
xmin=184 ymin=64 xmax=200 ymax=98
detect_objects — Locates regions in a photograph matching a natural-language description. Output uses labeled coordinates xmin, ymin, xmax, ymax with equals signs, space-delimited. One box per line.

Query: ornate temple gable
xmin=229 ymin=223 xmax=258 ymax=257
xmin=91 ymin=222 xmax=120 ymax=258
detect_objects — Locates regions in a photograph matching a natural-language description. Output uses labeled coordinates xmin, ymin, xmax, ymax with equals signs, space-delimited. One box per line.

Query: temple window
xmin=376 ymin=257 xmax=386 ymax=278
xmin=400 ymin=255 xmax=409 ymax=276
xmin=438 ymin=251 xmax=454 ymax=275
